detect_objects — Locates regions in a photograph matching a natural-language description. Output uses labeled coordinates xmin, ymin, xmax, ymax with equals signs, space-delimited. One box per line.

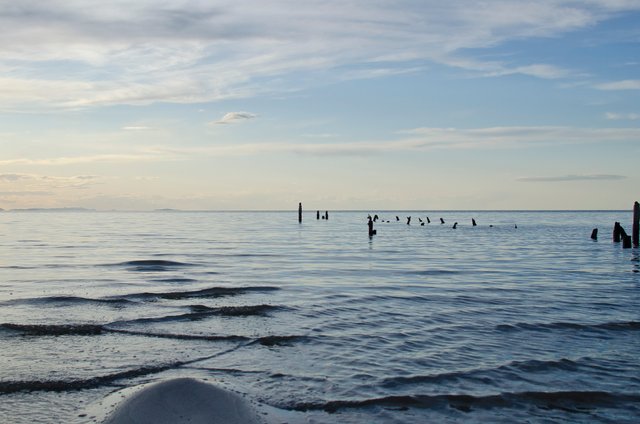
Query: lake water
xmin=0 ymin=210 xmax=638 ymax=423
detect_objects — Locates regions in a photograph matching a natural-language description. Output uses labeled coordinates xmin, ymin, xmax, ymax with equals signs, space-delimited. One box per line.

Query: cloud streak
xmin=605 ymin=112 xmax=640 ymax=120
xmin=517 ymin=174 xmax=627 ymax=182
xmin=595 ymin=79 xmax=640 ymax=90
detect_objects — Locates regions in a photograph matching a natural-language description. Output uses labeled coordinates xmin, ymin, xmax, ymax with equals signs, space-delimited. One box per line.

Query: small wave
xmin=111 ymin=304 xmax=283 ymax=326
xmin=0 ymin=323 xmax=104 ymax=336
xmin=252 ymin=335 xmax=307 ymax=347
xmin=506 ymin=358 xmax=579 ymax=373
xmin=496 ymin=321 xmax=640 ymax=333
xmin=152 ymin=278 xmax=199 ymax=283
xmin=105 ymin=260 xmax=198 ymax=272
xmin=404 ymin=269 xmax=461 ymax=276
xmin=289 ymin=391 xmax=640 ymax=413
xmin=188 ymin=304 xmax=284 ymax=316
xmin=381 ymin=370 xmax=476 ymax=387
xmin=106 ymin=328 xmax=250 ymax=343
xmin=382 ymin=358 xmax=585 ymax=389
xmin=1 ymin=295 xmax=133 ymax=307
xmin=122 ymin=285 xmax=279 ymax=301
xmin=0 ymin=362 xmax=182 ymax=395
xmin=1 ymin=321 xmax=305 ymax=353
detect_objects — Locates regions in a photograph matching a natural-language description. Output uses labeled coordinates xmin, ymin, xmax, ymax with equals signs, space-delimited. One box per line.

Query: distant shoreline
xmin=1 ymin=208 xmax=629 ymax=213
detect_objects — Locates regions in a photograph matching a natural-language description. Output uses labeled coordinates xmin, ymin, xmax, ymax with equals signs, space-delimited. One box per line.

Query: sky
xmin=0 ymin=0 xmax=639 ymax=211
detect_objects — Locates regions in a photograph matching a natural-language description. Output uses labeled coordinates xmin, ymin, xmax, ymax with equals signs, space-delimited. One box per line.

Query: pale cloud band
xmin=595 ymin=80 xmax=640 ymax=90
xmin=517 ymin=174 xmax=627 ymax=182
xmin=2 ymin=126 xmax=637 ymax=165
xmin=2 ymin=1 xmax=639 ymax=109
xmin=605 ymin=112 xmax=640 ymax=120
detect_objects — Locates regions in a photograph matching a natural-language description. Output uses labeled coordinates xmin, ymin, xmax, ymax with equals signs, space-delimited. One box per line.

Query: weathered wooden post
xmin=452 ymin=222 xmax=458 ymax=229
xmin=298 ymin=203 xmax=302 ymax=223
xmin=620 ymin=225 xmax=631 ymax=248
xmin=472 ymin=218 xmax=477 ymax=226
xmin=316 ymin=210 xmax=320 ymax=220
xmin=633 ymin=201 xmax=639 ymax=248
xmin=590 ymin=228 xmax=598 ymax=240
xmin=368 ymin=216 xmax=376 ymax=236
xmin=613 ymin=222 xmax=621 ymax=243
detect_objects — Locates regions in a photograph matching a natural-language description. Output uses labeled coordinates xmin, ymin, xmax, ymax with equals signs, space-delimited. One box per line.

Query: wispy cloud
xmin=0 ymin=151 xmax=178 ymax=166
xmin=605 ymin=112 xmax=640 ymax=120
xmin=1 ymin=1 xmax=638 ymax=109
xmin=398 ymin=126 xmax=640 ymax=149
xmin=0 ymin=173 xmax=102 ymax=191
xmin=0 ymin=191 xmax=52 ymax=197
xmin=1 ymin=126 xmax=637 ymax=166
xmin=157 ymin=126 xmax=640 ymax=157
xmin=0 ymin=173 xmax=31 ymax=182
xmin=517 ymin=174 xmax=627 ymax=182
xmin=595 ymin=79 xmax=640 ymax=90
xmin=211 ymin=111 xmax=257 ymax=125
xmin=122 ymin=125 xmax=154 ymax=131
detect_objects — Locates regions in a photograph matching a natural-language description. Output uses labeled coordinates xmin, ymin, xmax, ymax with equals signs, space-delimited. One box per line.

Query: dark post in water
xmin=613 ymin=222 xmax=621 ymax=243
xmin=298 ymin=203 xmax=302 ymax=223
xmin=633 ymin=201 xmax=639 ymax=248
xmin=368 ymin=216 xmax=377 ymax=237
xmin=620 ymin=225 xmax=631 ymax=249
xmin=590 ymin=228 xmax=598 ymax=240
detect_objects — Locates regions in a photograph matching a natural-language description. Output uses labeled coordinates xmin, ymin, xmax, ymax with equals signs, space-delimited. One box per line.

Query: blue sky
xmin=0 ymin=0 xmax=638 ymax=210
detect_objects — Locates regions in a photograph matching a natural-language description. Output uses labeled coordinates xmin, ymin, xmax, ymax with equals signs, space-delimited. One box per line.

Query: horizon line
xmin=1 ymin=207 xmax=631 ymax=213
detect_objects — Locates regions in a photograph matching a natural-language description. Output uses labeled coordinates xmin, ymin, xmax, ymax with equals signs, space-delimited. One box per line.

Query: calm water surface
xmin=0 ymin=211 xmax=638 ymax=423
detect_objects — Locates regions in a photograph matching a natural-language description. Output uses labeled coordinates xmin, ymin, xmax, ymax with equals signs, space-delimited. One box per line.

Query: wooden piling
xmin=620 ymin=225 xmax=631 ymax=248
xmin=590 ymin=228 xmax=598 ymax=240
xmin=633 ymin=201 xmax=639 ymax=248
xmin=613 ymin=222 xmax=621 ymax=243
xmin=298 ymin=203 xmax=302 ymax=223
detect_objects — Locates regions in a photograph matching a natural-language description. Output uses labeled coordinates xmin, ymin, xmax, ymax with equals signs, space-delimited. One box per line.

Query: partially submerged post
xmin=317 ymin=210 xmax=320 ymax=220
xmin=472 ymin=218 xmax=477 ymax=227
xmin=368 ymin=216 xmax=376 ymax=237
xmin=613 ymin=222 xmax=621 ymax=243
xmin=619 ymin=225 xmax=631 ymax=248
xmin=325 ymin=211 xmax=329 ymax=220
xmin=452 ymin=222 xmax=458 ymax=229
xmin=298 ymin=203 xmax=302 ymax=223
xmin=440 ymin=218 xmax=445 ymax=224
xmin=406 ymin=216 xmax=411 ymax=225
xmin=590 ymin=228 xmax=598 ymax=240
xmin=633 ymin=201 xmax=639 ymax=248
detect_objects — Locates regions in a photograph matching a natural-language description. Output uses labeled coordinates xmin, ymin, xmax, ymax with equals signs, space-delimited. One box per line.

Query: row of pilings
xmin=298 ymin=203 xmax=328 ymax=222
xmin=592 ymin=201 xmax=639 ymax=248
